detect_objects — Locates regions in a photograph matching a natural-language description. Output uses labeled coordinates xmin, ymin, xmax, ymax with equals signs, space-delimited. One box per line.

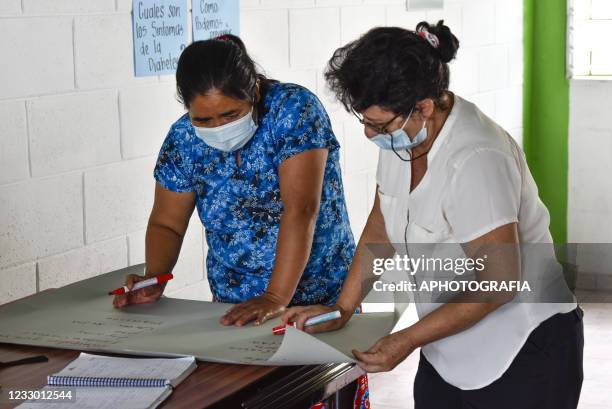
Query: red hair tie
xmin=417 ymin=29 xmax=440 ymax=49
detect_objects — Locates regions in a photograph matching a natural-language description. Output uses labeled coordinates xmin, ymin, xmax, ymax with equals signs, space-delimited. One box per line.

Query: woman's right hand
xmin=281 ymin=304 xmax=353 ymax=334
xmin=112 ymin=274 xmax=165 ymax=308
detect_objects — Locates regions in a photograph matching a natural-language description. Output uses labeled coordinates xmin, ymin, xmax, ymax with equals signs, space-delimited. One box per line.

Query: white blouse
xmin=376 ymin=95 xmax=576 ymax=389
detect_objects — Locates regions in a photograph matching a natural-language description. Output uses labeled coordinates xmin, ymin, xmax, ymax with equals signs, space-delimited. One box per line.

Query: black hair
xmin=175 ymin=34 xmax=275 ymax=118
xmin=324 ymin=20 xmax=460 ymax=116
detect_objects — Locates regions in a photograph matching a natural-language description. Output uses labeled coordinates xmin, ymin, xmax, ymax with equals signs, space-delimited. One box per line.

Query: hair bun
xmin=416 ymin=20 xmax=459 ymax=63
xmin=214 ymin=33 xmax=248 ymax=54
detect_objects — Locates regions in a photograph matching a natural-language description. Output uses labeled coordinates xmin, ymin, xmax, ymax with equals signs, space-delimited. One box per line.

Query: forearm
xmin=336 ymin=214 xmax=395 ymax=313
xmin=400 ymin=301 xmax=501 ymax=350
xmin=336 ymin=235 xmax=383 ymax=313
xmin=403 ymin=222 xmax=522 ymax=348
xmin=397 ymin=261 xmax=516 ymax=348
xmin=144 ymin=222 xmax=184 ymax=280
xmin=266 ymin=209 xmax=318 ymax=305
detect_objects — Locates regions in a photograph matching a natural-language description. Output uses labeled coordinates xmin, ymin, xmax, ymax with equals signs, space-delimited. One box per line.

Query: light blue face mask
xmin=370 ymin=109 xmax=428 ymax=151
xmin=193 ymin=108 xmax=258 ymax=152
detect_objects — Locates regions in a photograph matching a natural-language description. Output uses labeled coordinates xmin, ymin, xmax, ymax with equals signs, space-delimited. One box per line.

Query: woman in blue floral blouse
xmin=114 ymin=36 xmax=369 ymax=407
xmin=112 ymin=35 xmax=355 ymax=329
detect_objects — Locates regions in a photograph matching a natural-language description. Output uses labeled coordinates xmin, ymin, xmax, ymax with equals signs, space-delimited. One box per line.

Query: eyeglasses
xmin=351 ymin=109 xmax=402 ymax=135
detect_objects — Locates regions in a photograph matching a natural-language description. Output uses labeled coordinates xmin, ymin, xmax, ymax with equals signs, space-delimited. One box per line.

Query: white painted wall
xmin=568 ymin=80 xmax=612 ymax=290
xmin=0 ymin=0 xmax=523 ymax=305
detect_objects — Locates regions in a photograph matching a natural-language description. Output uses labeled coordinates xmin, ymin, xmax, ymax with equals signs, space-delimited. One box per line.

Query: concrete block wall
xmin=0 ymin=1 xmax=200 ymax=305
xmin=569 ymin=80 xmax=612 ymax=290
xmin=0 ymin=0 xmax=523 ymax=305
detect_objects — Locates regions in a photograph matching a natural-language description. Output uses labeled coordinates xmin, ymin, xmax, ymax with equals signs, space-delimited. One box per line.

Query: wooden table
xmin=0 ymin=282 xmax=364 ymax=409
xmin=0 ymin=343 xmax=362 ymax=408
xmin=0 ymin=281 xmax=365 ymax=409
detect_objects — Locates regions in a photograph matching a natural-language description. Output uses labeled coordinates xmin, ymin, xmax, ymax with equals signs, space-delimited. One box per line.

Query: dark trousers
xmin=414 ymin=307 xmax=584 ymax=409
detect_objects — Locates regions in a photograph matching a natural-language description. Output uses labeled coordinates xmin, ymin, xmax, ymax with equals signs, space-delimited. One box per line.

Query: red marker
xmin=273 ymin=322 xmax=296 ymax=335
xmin=108 ymin=273 xmax=173 ymax=296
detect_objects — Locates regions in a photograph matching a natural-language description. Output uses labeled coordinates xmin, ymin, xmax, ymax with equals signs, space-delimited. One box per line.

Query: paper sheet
xmin=0 ymin=265 xmax=406 ymax=365
xmin=16 ymin=386 xmax=172 ymax=409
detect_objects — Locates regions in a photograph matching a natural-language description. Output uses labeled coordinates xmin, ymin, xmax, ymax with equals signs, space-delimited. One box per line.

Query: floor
xmin=368 ymin=300 xmax=612 ymax=409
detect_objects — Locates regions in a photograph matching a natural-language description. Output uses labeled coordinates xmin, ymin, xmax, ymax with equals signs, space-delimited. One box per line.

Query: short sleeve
xmin=444 ymin=149 xmax=521 ymax=243
xmin=153 ymin=126 xmax=194 ymax=193
xmin=271 ymin=87 xmax=339 ymax=167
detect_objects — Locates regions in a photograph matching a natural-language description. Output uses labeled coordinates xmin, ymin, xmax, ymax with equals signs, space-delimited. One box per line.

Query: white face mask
xmin=369 ymin=107 xmax=427 ymax=151
xmin=193 ymin=108 xmax=258 ymax=152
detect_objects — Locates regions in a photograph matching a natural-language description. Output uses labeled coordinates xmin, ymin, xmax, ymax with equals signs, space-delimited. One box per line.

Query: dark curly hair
xmin=324 ymin=21 xmax=460 ymax=116
xmin=175 ymin=34 xmax=275 ymax=117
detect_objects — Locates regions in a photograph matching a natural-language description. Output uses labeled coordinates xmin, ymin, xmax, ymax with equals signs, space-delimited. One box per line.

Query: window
xmin=568 ymin=0 xmax=612 ymax=78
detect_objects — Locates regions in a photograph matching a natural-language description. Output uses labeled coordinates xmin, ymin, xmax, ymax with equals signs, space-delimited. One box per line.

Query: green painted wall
xmin=523 ymin=0 xmax=569 ymax=243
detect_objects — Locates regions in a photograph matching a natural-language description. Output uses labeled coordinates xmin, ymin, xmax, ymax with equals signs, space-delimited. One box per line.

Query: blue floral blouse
xmin=154 ymin=82 xmax=355 ymax=306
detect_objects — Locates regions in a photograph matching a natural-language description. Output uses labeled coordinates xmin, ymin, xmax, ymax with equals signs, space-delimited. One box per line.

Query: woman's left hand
xmin=352 ymin=330 xmax=417 ymax=373
xmin=219 ymin=293 xmax=287 ymax=326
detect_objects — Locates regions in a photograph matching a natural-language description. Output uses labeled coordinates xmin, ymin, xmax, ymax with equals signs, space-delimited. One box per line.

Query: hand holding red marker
xmin=108 ymin=273 xmax=173 ymax=295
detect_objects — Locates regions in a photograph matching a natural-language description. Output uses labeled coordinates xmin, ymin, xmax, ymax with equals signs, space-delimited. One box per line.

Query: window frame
xmin=567 ymin=0 xmax=612 ymax=80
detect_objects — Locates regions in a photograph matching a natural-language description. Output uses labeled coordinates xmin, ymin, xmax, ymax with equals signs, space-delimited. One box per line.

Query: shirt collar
xmin=425 ymin=94 xmax=461 ymax=161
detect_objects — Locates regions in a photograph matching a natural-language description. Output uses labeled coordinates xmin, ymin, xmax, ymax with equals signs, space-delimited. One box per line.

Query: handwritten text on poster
xmin=192 ymin=0 xmax=240 ymax=41
xmin=132 ymin=0 xmax=189 ymax=76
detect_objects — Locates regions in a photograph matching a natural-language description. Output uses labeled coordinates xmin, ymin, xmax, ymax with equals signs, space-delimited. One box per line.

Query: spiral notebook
xmin=47 ymin=353 xmax=196 ymax=388
xmin=17 ymin=353 xmax=196 ymax=409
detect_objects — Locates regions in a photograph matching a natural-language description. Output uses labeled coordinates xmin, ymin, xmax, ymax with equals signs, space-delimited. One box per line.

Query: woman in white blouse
xmin=283 ymin=21 xmax=584 ymax=409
